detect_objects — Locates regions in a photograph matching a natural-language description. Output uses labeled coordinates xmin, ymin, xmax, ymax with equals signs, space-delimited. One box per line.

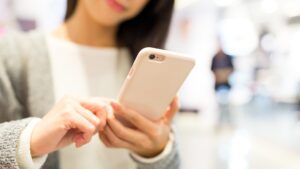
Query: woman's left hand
xmin=98 ymin=97 xmax=179 ymax=158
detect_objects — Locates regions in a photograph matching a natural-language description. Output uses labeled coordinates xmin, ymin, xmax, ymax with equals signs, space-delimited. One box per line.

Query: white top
xmin=47 ymin=34 xmax=136 ymax=169
xmin=16 ymin=33 xmax=174 ymax=169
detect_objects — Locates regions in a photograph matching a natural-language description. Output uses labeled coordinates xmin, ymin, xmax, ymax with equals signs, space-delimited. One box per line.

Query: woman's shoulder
xmin=0 ymin=30 xmax=46 ymax=41
xmin=0 ymin=30 xmax=48 ymax=59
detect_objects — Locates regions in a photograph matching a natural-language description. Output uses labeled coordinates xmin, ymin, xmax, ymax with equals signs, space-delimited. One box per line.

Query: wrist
xmin=135 ymin=149 xmax=164 ymax=158
xmin=30 ymin=121 xmax=43 ymax=157
xmin=131 ymin=133 xmax=175 ymax=163
xmin=136 ymin=138 xmax=169 ymax=158
xmin=30 ymin=142 xmax=39 ymax=158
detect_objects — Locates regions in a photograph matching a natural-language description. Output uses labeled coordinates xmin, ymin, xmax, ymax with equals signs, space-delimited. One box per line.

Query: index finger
xmin=80 ymin=98 xmax=110 ymax=131
xmin=163 ymin=97 xmax=179 ymax=125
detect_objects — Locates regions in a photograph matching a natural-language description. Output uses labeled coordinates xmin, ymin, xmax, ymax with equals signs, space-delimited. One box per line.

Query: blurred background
xmin=1 ymin=0 xmax=300 ymax=168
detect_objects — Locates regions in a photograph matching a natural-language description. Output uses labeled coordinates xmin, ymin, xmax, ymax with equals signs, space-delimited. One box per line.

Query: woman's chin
xmin=96 ymin=19 xmax=122 ymax=27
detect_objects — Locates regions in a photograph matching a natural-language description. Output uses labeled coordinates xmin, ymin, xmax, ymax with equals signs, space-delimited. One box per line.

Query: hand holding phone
xmin=118 ymin=47 xmax=195 ymax=121
xmin=99 ymin=48 xmax=194 ymax=157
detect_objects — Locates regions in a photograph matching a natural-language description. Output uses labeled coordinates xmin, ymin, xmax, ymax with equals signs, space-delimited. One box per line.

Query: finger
xmin=73 ymin=134 xmax=86 ymax=147
xmin=104 ymin=125 xmax=134 ymax=149
xmin=163 ymin=97 xmax=179 ymax=124
xmin=68 ymin=113 xmax=96 ymax=147
xmin=73 ymin=102 xmax=101 ymax=131
xmin=111 ymin=102 xmax=156 ymax=134
xmin=56 ymin=129 xmax=78 ymax=148
xmin=80 ymin=98 xmax=109 ymax=130
xmin=80 ymin=97 xmax=111 ymax=112
xmin=107 ymin=117 xmax=145 ymax=145
xmin=99 ymin=127 xmax=112 ymax=147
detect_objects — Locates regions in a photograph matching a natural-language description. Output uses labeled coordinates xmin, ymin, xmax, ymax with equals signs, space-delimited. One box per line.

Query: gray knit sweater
xmin=0 ymin=32 xmax=180 ymax=169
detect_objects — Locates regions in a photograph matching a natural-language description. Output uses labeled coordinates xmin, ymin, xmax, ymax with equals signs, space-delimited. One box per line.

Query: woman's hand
xmin=30 ymin=96 xmax=108 ymax=157
xmin=99 ymin=97 xmax=179 ymax=158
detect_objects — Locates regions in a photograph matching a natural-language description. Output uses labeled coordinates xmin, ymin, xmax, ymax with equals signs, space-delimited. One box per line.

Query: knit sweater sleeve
xmin=0 ymin=31 xmax=59 ymax=169
xmin=0 ymin=118 xmax=36 ymax=169
xmin=0 ymin=31 xmax=60 ymax=169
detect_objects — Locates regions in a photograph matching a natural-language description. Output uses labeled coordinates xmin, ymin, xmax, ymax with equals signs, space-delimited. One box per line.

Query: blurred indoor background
xmin=1 ymin=0 xmax=300 ymax=169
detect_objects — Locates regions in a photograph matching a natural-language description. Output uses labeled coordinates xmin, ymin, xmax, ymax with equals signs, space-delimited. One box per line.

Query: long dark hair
xmin=65 ymin=0 xmax=174 ymax=60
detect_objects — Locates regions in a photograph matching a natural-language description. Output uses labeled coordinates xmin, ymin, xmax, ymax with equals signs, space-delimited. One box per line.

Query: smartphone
xmin=118 ymin=47 xmax=195 ymax=121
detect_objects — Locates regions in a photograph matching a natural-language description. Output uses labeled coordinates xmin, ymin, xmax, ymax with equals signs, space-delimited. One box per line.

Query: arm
xmin=17 ymin=118 xmax=48 ymax=169
xmin=0 ymin=33 xmax=110 ymax=169
xmin=0 ymin=96 xmax=109 ymax=169
xmin=0 ymin=33 xmax=32 ymax=169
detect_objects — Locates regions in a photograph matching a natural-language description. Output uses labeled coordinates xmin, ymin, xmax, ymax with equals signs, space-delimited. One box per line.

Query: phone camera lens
xmin=149 ymin=54 xmax=155 ymax=60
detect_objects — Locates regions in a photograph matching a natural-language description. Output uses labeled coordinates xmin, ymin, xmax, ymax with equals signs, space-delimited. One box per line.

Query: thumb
xmin=163 ymin=96 xmax=179 ymax=124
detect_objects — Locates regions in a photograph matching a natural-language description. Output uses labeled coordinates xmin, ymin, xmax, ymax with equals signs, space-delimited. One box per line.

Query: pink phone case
xmin=118 ymin=47 xmax=195 ymax=121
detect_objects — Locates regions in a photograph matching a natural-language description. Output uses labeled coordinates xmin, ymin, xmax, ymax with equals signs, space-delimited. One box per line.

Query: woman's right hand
xmin=30 ymin=96 xmax=108 ymax=157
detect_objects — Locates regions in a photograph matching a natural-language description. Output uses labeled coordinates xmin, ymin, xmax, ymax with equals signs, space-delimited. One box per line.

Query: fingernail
xmin=105 ymin=105 xmax=113 ymax=115
xmin=110 ymin=101 xmax=119 ymax=109
xmin=106 ymin=108 xmax=115 ymax=120
xmin=96 ymin=118 xmax=101 ymax=127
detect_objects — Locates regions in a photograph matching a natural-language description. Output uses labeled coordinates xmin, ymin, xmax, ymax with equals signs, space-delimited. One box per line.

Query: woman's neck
xmin=53 ymin=3 xmax=118 ymax=47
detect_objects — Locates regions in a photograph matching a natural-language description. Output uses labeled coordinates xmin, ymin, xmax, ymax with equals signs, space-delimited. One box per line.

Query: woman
xmin=0 ymin=0 xmax=180 ymax=169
